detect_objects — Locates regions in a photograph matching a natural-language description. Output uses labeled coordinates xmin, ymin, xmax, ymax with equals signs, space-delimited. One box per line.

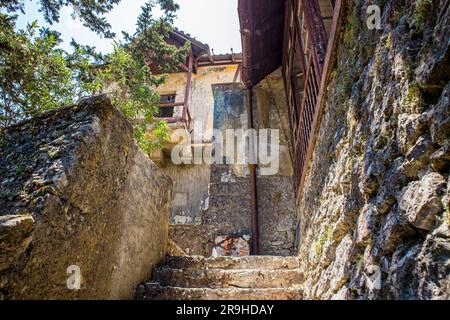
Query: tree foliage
xmin=0 ymin=0 xmax=188 ymax=153
xmin=0 ymin=0 xmax=180 ymax=38
xmin=1 ymin=0 xmax=121 ymax=38
xmin=0 ymin=15 xmax=74 ymax=126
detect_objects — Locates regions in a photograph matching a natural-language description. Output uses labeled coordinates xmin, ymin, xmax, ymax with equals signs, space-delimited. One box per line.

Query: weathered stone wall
xmin=169 ymin=81 xmax=297 ymax=256
xmin=163 ymin=163 xmax=210 ymax=225
xmin=0 ymin=95 xmax=172 ymax=299
xmin=254 ymin=69 xmax=296 ymax=256
xmin=169 ymin=83 xmax=252 ymax=256
xmin=296 ymin=0 xmax=449 ymax=299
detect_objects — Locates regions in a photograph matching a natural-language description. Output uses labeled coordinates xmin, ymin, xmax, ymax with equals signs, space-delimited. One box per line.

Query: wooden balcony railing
xmin=154 ymin=101 xmax=192 ymax=132
xmin=283 ymin=0 xmax=343 ymax=199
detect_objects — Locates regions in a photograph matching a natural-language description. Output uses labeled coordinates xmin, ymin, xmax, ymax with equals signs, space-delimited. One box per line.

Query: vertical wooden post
xmin=182 ymin=50 xmax=194 ymax=123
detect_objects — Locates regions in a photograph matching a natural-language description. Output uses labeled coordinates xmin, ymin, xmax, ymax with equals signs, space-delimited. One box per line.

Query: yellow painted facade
xmin=158 ymin=64 xmax=240 ymax=139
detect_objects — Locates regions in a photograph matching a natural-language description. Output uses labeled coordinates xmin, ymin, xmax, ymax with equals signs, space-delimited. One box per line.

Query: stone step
xmin=135 ymin=284 xmax=303 ymax=300
xmin=153 ymin=268 xmax=303 ymax=289
xmin=165 ymin=255 xmax=301 ymax=270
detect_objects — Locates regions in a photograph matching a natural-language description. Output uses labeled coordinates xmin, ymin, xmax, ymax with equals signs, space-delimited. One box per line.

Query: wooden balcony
xmin=148 ymin=100 xmax=192 ymax=166
xmin=282 ymin=0 xmax=344 ymax=200
xmin=154 ymin=101 xmax=193 ymax=132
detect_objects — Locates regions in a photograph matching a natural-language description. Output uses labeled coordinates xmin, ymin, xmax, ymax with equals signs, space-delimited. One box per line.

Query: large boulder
xmin=396 ymin=113 xmax=428 ymax=155
xmin=399 ymin=173 xmax=447 ymax=231
xmin=0 ymin=95 xmax=172 ymax=299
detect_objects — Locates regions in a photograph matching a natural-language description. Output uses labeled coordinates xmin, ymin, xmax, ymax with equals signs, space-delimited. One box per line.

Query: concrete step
xmin=165 ymin=255 xmax=301 ymax=270
xmin=135 ymin=284 xmax=303 ymax=300
xmin=153 ymin=268 xmax=303 ymax=289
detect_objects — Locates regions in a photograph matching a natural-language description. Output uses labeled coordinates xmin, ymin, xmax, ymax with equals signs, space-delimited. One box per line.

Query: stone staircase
xmin=135 ymin=255 xmax=303 ymax=300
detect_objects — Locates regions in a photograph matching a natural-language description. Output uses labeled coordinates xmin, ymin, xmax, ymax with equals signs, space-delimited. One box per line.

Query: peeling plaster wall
xmin=167 ymin=75 xmax=297 ymax=256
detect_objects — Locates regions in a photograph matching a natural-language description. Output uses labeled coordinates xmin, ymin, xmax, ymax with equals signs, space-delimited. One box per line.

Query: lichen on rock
xmin=0 ymin=95 xmax=172 ymax=300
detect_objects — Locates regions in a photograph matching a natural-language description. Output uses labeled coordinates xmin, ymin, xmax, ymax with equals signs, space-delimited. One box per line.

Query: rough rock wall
xmin=0 ymin=96 xmax=172 ymax=299
xmin=296 ymin=0 xmax=449 ymax=299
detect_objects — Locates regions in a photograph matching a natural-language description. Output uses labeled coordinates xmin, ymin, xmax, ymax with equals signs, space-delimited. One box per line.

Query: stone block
xmin=355 ymin=203 xmax=378 ymax=246
xmin=399 ymin=172 xmax=446 ymax=230
xmin=0 ymin=95 xmax=172 ymax=299
xmin=430 ymin=82 xmax=450 ymax=146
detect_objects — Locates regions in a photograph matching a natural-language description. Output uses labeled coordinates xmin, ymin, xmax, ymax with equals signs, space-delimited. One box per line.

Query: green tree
xmin=1 ymin=0 xmax=121 ymax=38
xmin=0 ymin=0 xmax=188 ymax=153
xmin=0 ymin=0 xmax=179 ymax=38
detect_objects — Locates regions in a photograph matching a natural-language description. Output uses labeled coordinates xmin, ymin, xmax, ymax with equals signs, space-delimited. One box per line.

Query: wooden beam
xmin=154 ymin=117 xmax=184 ymax=123
xmin=198 ymin=61 xmax=242 ymax=67
xmin=158 ymin=102 xmax=185 ymax=108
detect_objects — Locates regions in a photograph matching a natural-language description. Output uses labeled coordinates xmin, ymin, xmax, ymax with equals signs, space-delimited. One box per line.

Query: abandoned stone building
xmin=149 ymin=29 xmax=296 ymax=258
xmin=0 ymin=0 xmax=449 ymax=300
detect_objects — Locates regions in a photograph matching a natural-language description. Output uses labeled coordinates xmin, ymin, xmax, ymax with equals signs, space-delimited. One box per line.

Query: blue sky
xmin=14 ymin=0 xmax=242 ymax=54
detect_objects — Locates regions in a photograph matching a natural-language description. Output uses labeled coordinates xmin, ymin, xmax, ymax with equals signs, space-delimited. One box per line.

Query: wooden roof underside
xmin=168 ymin=28 xmax=210 ymax=59
xmin=238 ymin=0 xmax=286 ymax=87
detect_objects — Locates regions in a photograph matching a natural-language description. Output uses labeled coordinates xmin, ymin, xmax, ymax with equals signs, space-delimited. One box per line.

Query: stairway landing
xmin=135 ymin=255 xmax=303 ymax=300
